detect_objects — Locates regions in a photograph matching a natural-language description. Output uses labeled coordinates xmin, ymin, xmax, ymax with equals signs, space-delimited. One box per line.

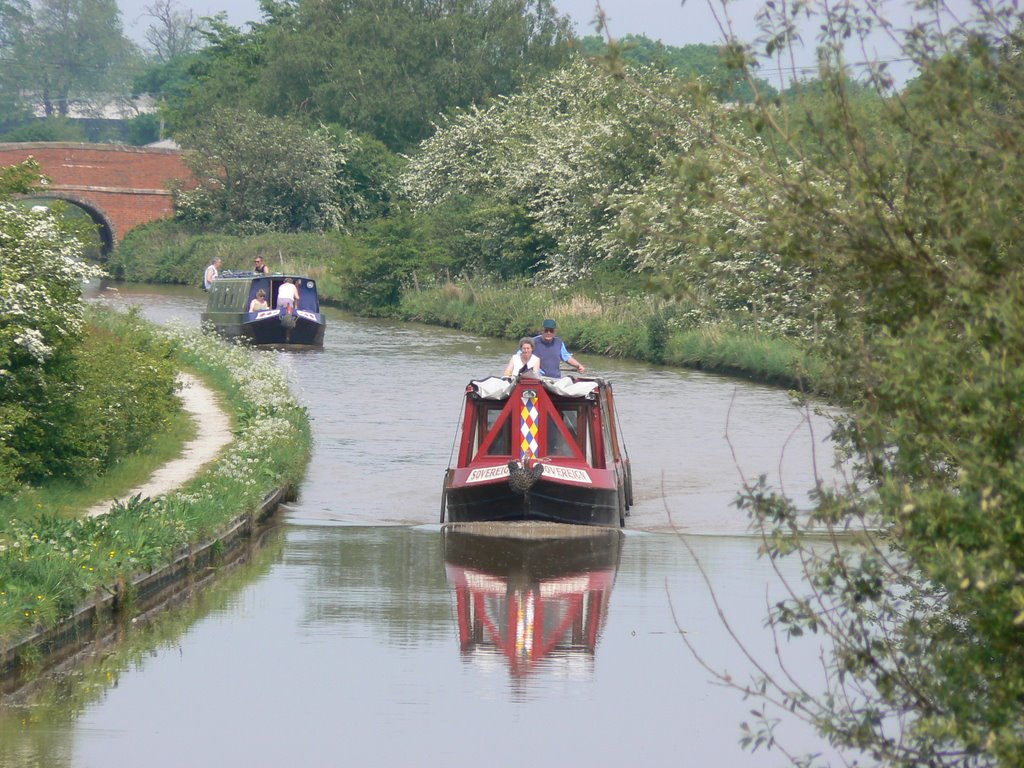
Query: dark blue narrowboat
xmin=201 ymin=271 xmax=326 ymax=348
xmin=441 ymin=374 xmax=633 ymax=527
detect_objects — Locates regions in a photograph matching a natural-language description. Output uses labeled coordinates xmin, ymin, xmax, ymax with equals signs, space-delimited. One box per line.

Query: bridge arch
xmin=0 ymin=142 xmax=195 ymax=251
xmin=21 ymin=192 xmax=117 ymax=256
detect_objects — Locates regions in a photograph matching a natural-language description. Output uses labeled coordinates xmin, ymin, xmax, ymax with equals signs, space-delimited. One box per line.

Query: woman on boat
xmin=504 ymin=337 xmax=542 ymax=377
xmin=248 ymin=289 xmax=269 ymax=312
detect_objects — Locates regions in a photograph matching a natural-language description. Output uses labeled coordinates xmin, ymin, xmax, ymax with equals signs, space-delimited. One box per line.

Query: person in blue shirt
xmin=533 ymin=318 xmax=586 ymax=377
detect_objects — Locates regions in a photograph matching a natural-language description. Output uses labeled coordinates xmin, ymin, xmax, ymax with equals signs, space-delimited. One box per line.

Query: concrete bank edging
xmin=0 ymin=485 xmax=291 ymax=692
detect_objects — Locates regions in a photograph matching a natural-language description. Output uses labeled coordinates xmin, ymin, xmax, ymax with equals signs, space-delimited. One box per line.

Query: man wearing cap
xmin=533 ymin=319 xmax=586 ymax=377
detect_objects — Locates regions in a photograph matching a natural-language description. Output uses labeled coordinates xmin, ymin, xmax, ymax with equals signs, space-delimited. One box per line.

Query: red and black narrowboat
xmin=441 ymin=374 xmax=632 ymax=527
xmin=201 ymin=271 xmax=326 ymax=348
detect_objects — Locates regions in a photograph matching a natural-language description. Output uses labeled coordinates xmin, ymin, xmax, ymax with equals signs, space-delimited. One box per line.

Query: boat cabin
xmin=205 ymin=272 xmax=321 ymax=315
xmin=443 ymin=376 xmax=632 ymax=527
xmin=458 ymin=378 xmax=622 ymax=471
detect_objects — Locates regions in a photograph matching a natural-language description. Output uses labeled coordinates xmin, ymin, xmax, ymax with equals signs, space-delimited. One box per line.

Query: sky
xmin=117 ymin=0 xmax=759 ymax=47
xmin=116 ymin=0 xmax=976 ymax=87
xmin=114 ymin=0 xmax=787 ymax=78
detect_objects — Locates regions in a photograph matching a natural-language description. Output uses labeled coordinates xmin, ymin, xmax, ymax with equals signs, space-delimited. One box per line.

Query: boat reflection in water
xmin=442 ymin=521 xmax=623 ymax=677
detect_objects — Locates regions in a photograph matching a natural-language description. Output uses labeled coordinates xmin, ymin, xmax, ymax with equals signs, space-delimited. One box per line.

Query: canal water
xmin=0 ymin=283 xmax=845 ymax=767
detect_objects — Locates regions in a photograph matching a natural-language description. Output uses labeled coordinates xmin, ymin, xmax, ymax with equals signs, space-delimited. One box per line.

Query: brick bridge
xmin=0 ymin=142 xmax=194 ymax=254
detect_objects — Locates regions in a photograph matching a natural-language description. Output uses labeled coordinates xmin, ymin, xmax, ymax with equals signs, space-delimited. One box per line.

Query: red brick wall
xmin=0 ymin=142 xmax=195 ymax=241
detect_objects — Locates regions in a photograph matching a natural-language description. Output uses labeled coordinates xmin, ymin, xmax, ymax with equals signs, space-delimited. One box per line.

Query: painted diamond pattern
xmin=520 ymin=399 xmax=539 ymax=459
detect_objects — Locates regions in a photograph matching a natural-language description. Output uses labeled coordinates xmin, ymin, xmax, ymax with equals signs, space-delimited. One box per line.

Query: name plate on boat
xmin=540 ymin=466 xmax=592 ymax=484
xmin=297 ymin=310 xmax=318 ymax=321
xmin=466 ymin=465 xmax=510 ymax=483
xmin=255 ymin=310 xmax=279 ymax=319
xmin=465 ymin=464 xmax=592 ymax=484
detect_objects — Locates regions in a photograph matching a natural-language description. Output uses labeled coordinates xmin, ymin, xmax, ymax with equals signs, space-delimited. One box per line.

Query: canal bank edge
xmin=3 ymin=370 xmax=238 ymax=684
xmin=0 ymin=485 xmax=291 ymax=693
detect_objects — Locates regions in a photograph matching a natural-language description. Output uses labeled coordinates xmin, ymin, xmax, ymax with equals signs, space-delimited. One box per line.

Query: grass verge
xmin=394 ymin=280 xmax=823 ymax=389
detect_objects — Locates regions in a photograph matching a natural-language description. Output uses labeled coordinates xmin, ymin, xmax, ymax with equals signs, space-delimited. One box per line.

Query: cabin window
xmin=547 ymin=413 xmax=574 ymax=457
xmin=601 ymin=405 xmax=615 ymax=467
xmin=467 ymin=403 xmax=512 ymax=459
xmin=548 ymin=405 xmax=594 ymax=462
xmin=484 ymin=408 xmax=512 ymax=456
xmin=211 ymin=281 xmax=250 ymax=311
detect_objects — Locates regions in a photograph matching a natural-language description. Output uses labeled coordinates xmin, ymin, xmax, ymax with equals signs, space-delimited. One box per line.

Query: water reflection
xmin=2 ymin=525 xmax=847 ymax=767
xmin=443 ymin=522 xmax=621 ymax=679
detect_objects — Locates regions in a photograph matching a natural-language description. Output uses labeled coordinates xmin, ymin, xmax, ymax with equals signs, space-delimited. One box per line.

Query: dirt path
xmin=86 ymin=373 xmax=232 ymax=518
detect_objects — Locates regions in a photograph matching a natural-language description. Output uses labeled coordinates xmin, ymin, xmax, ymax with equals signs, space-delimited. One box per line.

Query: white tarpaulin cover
xmin=470 ymin=377 xmax=515 ymax=400
xmin=469 ymin=376 xmax=600 ymax=400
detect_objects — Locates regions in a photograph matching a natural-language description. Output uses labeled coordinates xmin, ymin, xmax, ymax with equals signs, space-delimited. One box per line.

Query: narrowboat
xmin=201 ymin=271 xmax=326 ymax=348
xmin=441 ymin=374 xmax=633 ymax=527
xmin=443 ymin=521 xmax=622 ymax=677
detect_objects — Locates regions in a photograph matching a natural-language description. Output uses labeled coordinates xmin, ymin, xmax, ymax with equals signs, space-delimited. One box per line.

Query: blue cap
xmin=542 ymin=319 xmax=557 ymax=329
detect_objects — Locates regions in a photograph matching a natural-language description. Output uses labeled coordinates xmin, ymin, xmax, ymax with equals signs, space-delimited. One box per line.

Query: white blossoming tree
xmin=0 ymin=161 xmax=104 ymax=492
xmin=403 ymin=56 xmax=832 ymax=340
xmin=403 ymin=57 xmax=704 ymax=283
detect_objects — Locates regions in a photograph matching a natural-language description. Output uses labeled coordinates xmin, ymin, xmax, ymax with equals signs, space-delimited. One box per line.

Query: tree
xmin=403 ymin=56 xmax=707 ymax=284
xmin=0 ymin=0 xmax=32 ymax=120
xmin=142 ymin=0 xmax=203 ymax=62
xmin=576 ymin=34 xmax=777 ymax=103
xmin=175 ymin=107 xmax=360 ymax=234
xmin=166 ymin=0 xmax=574 ymax=151
xmin=20 ymin=0 xmax=137 ymax=117
xmin=626 ymin=2 xmax=1024 ymax=765
xmin=160 ymin=13 xmax=273 ymax=138
xmin=0 ymin=161 xmax=104 ymax=494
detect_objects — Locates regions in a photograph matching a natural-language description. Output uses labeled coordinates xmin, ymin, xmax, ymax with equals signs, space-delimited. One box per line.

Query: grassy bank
xmin=0 ymin=325 xmax=311 ymax=645
xmin=394 ymin=281 xmax=822 ymax=389
xmin=0 ymin=405 xmax=196 ymax=522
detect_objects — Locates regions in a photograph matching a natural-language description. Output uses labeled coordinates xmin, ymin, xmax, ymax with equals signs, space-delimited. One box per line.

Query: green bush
xmin=124 ymin=114 xmax=162 ymax=146
xmin=333 ymin=211 xmax=458 ymax=312
xmin=0 ymin=118 xmax=87 ymax=142
xmin=12 ymin=308 xmax=181 ymax=487
xmin=74 ymin=308 xmax=181 ymax=470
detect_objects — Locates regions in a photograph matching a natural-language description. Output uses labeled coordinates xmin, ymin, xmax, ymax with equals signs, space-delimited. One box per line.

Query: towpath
xmin=86 ymin=373 xmax=232 ymax=517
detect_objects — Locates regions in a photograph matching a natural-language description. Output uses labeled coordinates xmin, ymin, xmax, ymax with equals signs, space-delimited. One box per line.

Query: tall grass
xmin=396 ymin=280 xmax=820 ymax=388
